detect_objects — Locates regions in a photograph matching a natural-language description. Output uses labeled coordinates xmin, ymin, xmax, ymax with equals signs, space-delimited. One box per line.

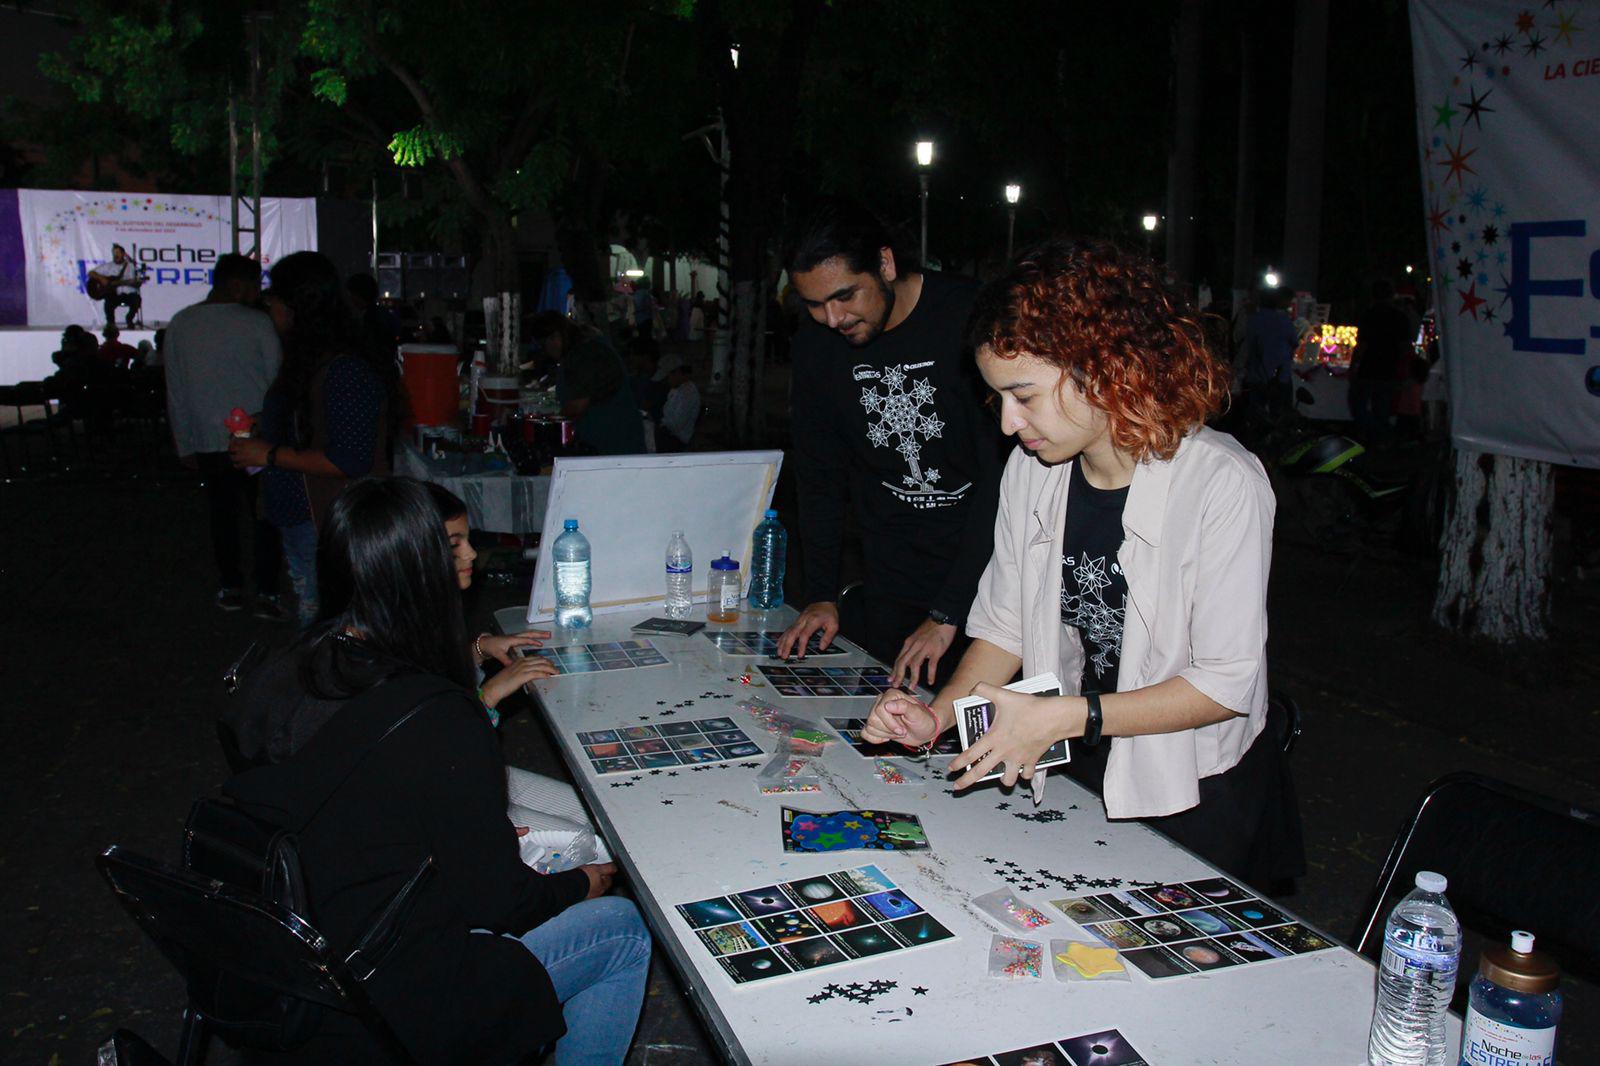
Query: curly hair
xmin=968 ymin=238 xmax=1229 ymax=463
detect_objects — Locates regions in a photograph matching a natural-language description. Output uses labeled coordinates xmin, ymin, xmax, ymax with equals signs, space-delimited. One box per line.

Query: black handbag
xmin=185 ymin=672 xmax=454 ymax=1050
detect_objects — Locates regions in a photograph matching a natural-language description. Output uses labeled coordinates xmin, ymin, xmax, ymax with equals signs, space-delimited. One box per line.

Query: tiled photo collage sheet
xmin=827 ymin=717 xmax=964 ymax=758
xmin=1056 ymin=876 xmax=1336 ymax=979
xmin=759 ymin=664 xmax=897 ymax=698
xmin=528 ymin=639 xmax=669 ymax=673
xmin=675 ymin=864 xmax=956 ymax=986
xmin=576 ymin=717 xmax=764 ymax=775
xmin=940 ymin=1026 xmax=1151 ymax=1066
xmin=703 ymin=630 xmax=849 ymax=657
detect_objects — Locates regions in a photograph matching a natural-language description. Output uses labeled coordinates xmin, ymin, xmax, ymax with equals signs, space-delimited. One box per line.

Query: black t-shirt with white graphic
xmin=1060 ymin=459 xmax=1129 ymax=696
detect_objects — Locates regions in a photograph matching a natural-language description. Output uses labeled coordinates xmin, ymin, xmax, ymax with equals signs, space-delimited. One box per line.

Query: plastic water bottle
xmin=552 ymin=519 xmax=592 ymax=629
xmin=1458 ymin=931 xmax=1561 ymax=1066
xmin=665 ymin=531 xmax=693 ymax=618
xmin=1369 ymin=871 xmax=1462 ymax=1066
xmin=707 ymin=552 xmax=741 ymax=624
xmin=747 ymin=509 xmax=787 ymax=610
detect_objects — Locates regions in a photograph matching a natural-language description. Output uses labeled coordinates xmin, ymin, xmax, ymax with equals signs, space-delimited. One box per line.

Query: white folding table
xmin=497 ymin=604 xmax=1460 ymax=1065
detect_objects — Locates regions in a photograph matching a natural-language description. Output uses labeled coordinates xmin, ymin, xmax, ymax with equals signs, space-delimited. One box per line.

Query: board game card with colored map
xmin=576 ymin=717 xmax=764 ymax=775
xmin=703 ymin=630 xmax=849 ymax=657
xmin=675 ymin=864 xmax=955 ymax=985
xmin=1053 ymin=874 xmax=1335 ymax=980
xmin=780 ymin=807 xmax=929 ymax=853
xmin=759 ymin=664 xmax=895 ymax=697
xmin=826 ymin=717 xmax=963 ymax=758
xmin=527 ymin=639 xmax=669 ymax=673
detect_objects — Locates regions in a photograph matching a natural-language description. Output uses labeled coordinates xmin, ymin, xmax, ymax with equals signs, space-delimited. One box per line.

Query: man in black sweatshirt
xmin=777 ymin=199 xmax=1007 ymax=686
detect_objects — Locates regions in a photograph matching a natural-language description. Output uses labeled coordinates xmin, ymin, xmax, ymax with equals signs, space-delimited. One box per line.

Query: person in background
xmin=98 ymin=325 xmax=139 ymax=370
xmin=233 ymin=252 xmax=401 ymax=626
xmin=223 ymin=477 xmax=649 ymax=1065
xmin=627 ymin=335 xmax=667 ymax=433
xmin=163 ymin=253 xmax=284 ymax=617
xmin=528 ymin=310 xmax=645 ymax=456
xmin=347 ymin=272 xmax=402 ymax=364
xmin=1241 ymin=286 xmax=1297 ymax=421
xmin=777 ymin=197 xmax=1006 ymax=686
xmin=1348 ymin=280 xmax=1413 ymax=444
xmin=862 ymin=239 xmax=1303 ymax=889
xmin=687 ymin=294 xmax=706 ymax=347
xmin=656 ymin=354 xmax=699 ymax=452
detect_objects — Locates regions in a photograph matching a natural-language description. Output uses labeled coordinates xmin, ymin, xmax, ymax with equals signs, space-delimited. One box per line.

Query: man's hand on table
xmin=776 ymin=601 xmax=839 ymax=660
xmin=861 ymin=689 xmax=945 ymax=749
xmin=891 ymin=618 xmax=956 ymax=688
xmin=582 ymin=862 xmax=618 ymax=899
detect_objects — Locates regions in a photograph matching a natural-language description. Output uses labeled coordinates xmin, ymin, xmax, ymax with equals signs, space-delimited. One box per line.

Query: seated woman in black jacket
xmin=225 ymin=476 xmax=649 ymax=1064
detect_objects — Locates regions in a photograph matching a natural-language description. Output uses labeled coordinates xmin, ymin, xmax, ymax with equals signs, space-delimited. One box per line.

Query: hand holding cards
xmin=951 ymin=672 xmax=1069 ymax=792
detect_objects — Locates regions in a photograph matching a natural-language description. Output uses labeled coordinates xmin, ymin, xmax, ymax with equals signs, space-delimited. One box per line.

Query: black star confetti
xmin=661 ymin=800 xmax=674 ymax=806
xmin=912 ymin=986 xmax=928 ymax=996
xmin=1012 ymin=808 xmax=1066 ymax=823
xmin=804 ymin=978 xmax=898 ymax=1005
xmin=1094 ymin=840 xmax=1108 ymax=846
xmin=994 ymin=802 xmax=1011 ymax=811
xmin=667 ymin=771 xmax=679 ymax=777
xmin=648 ymin=769 xmax=662 ymax=776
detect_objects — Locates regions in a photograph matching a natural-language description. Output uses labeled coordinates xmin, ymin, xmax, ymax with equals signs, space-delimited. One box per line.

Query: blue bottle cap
xmin=563 ymin=518 xmax=578 ymax=530
xmin=764 ymin=509 xmax=778 ymax=519
xmin=712 ymin=553 xmax=739 ymax=570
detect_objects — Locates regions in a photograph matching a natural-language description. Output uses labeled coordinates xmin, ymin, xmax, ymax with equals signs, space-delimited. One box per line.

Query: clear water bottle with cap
xmin=1369 ymin=870 xmax=1462 ymax=1065
xmin=707 ymin=552 xmax=741 ymax=623
xmin=664 ymin=531 xmax=693 ymax=618
xmin=552 ymin=519 xmax=592 ymax=629
xmin=1458 ymin=930 xmax=1561 ymax=1066
xmin=747 ymin=509 xmax=787 ymax=610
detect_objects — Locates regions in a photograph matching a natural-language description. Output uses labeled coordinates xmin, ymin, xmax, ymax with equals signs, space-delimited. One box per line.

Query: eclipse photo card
xmin=938 ymin=1026 xmax=1151 ymax=1066
xmin=674 ymin=864 xmax=955 ymax=986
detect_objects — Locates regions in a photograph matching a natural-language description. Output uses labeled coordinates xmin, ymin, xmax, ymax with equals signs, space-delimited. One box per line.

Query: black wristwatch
xmin=1082 ymin=692 xmax=1104 ymax=747
xmin=927 ymin=608 xmax=960 ymax=628
xmin=267 ymin=444 xmax=280 ymax=469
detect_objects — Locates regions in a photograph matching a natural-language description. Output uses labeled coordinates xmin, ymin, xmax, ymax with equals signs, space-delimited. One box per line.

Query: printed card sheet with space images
xmin=937 ymin=1026 xmax=1151 ymax=1066
xmin=529 ymin=639 xmax=669 ymax=674
xmin=759 ymin=664 xmax=895 ymax=698
xmin=827 ymin=717 xmax=963 ymax=758
xmin=702 ymin=630 xmax=848 ymax=657
xmin=576 ymin=717 xmax=764 ymax=775
xmin=675 ymin=864 xmax=956 ymax=986
xmin=1051 ymin=875 xmax=1335 ymax=980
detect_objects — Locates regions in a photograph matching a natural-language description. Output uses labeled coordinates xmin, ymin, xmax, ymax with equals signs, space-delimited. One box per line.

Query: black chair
xmin=95 ymin=845 xmax=414 ymax=1065
xmin=1351 ymin=772 xmax=1600 ymax=981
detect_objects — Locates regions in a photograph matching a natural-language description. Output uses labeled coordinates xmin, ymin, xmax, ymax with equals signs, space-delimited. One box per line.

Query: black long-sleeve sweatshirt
xmin=791 ymin=270 xmax=1007 ymax=623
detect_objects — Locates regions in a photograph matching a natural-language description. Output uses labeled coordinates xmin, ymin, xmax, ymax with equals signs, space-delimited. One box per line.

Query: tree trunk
xmin=1229 ymin=22 xmax=1258 ymax=317
xmin=728 ymin=278 xmax=758 ymax=443
xmin=1165 ymin=0 xmax=1204 ymax=285
xmin=1282 ymin=0 xmax=1329 ymax=293
xmin=1433 ymin=449 xmax=1554 ymax=642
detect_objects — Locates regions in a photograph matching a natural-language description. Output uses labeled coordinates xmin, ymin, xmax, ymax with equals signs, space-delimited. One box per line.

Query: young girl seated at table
xmin=428 ymin=483 xmax=613 ymax=870
xmin=861 ymin=238 xmax=1303 ymax=888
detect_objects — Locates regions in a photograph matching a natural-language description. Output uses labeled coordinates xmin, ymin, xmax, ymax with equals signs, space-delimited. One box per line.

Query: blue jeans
xmin=278 ymin=520 xmax=318 ymax=627
xmin=518 ymin=896 xmax=650 ymax=1065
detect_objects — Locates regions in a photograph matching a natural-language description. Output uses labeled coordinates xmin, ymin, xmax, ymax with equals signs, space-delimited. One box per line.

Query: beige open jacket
xmin=966 ymin=427 xmax=1273 ymax=819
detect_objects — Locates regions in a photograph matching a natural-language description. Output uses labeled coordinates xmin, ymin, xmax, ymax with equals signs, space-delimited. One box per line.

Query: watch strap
xmin=1082 ymin=691 xmax=1104 ymax=747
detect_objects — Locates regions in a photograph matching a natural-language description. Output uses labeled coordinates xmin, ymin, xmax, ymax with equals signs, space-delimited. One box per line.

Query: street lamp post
xmin=916 ymin=140 xmax=934 ymax=265
xmin=1004 ymin=183 xmax=1021 ymax=261
xmin=1141 ymin=212 xmax=1159 ymax=258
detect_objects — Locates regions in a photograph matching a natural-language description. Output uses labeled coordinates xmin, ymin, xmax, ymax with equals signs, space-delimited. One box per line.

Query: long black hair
xmin=266 ymin=250 xmax=402 ymax=448
xmin=303 ymin=476 xmax=474 ymax=696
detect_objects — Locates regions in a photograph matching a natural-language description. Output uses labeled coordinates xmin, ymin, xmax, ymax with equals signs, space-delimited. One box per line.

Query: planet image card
xmin=1056 ymin=1028 xmax=1150 ymax=1066
xmin=679 ymin=746 xmax=722 ymax=764
xmin=1170 ymin=907 xmax=1234 ymax=938
xmin=785 ymin=935 xmax=852 ymax=969
xmin=1051 ymin=897 xmax=1124 ymax=925
xmin=628 ymin=738 xmax=670 ymax=754
xmin=831 ymin=864 xmax=896 ymax=897
xmin=992 ymin=1043 xmax=1071 ymax=1066
xmin=619 ymin=726 xmax=658 ymax=741
xmin=1135 ymin=883 xmax=1204 ymax=911
xmin=703 ymin=729 xmax=749 ymax=745
xmin=889 ymin=912 xmax=955 ymax=946
xmin=1102 ymin=891 xmax=1160 ymax=917
xmin=667 ymin=735 xmax=705 ymax=750
xmin=1217 ymin=929 xmax=1289 ymax=961
xmin=1174 ymin=938 xmax=1244 ymax=971
xmin=783 ymin=875 xmax=846 ymax=905
xmin=696 ymin=921 xmax=766 ymax=956
xmin=678 ymin=896 xmax=743 ymax=929
xmin=1083 ymin=920 xmax=1155 ymax=950
xmin=657 ymin=721 xmax=702 ymax=737
xmin=718 ymin=947 xmax=793 ymax=984
xmin=1183 ymin=876 xmax=1253 ymax=905
xmin=861 ymin=888 xmax=923 ymax=921
xmin=1130 ymin=916 xmax=1196 ymax=944
xmin=584 ymin=742 xmax=626 ymax=759
xmin=732 ymin=886 xmax=796 ymax=918
xmin=635 ymin=751 xmax=681 ymax=768
xmin=807 ymin=898 xmax=869 ymax=931
xmin=590 ymin=756 xmax=639 ymax=774
xmin=1260 ymin=922 xmax=1336 ymax=954
xmin=755 ymin=910 xmax=824 ymax=944
xmin=1220 ymin=899 xmax=1293 ymax=929
xmin=1120 ymin=945 xmax=1198 ymax=980
xmin=700 ymin=717 xmax=737 ymax=731
xmin=576 ymin=730 xmax=620 ymax=745
xmin=834 ymin=924 xmax=901 ymax=957
xmin=717 ymin=743 xmax=764 ymax=758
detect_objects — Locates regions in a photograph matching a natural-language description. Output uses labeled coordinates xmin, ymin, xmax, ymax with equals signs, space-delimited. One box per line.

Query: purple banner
xmin=0 ymin=189 xmax=25 ymax=326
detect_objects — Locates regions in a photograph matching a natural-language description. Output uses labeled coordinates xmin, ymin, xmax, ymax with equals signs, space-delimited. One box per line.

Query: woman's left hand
xmin=947 ymin=684 xmax=1077 ymax=791
xmin=228 ymin=437 xmax=270 ymax=469
xmin=480 ymin=655 xmax=560 ymax=708
xmin=479 ymin=630 xmax=552 ymax=666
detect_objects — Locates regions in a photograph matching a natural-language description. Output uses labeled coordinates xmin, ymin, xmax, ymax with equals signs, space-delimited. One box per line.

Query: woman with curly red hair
xmin=862 ymin=238 xmax=1303 ymax=885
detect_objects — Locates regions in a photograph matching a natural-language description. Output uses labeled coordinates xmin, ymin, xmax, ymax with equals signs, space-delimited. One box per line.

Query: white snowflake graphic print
xmin=1061 ymin=552 xmax=1125 ymax=681
xmin=859 ymin=363 xmax=946 ymax=493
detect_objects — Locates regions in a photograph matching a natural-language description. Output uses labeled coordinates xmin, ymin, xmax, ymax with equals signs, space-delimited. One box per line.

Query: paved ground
xmin=2 ymin=431 xmax=1595 ymax=1064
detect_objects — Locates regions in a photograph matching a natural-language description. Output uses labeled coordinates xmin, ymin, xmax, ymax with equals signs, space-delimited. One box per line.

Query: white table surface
xmin=498 ymin=604 xmax=1460 ymax=1065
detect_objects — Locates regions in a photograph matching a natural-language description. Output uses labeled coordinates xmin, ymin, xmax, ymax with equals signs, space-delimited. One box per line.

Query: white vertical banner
xmin=16 ymin=190 xmax=318 ymax=327
xmin=1409 ymin=0 xmax=1600 ymax=468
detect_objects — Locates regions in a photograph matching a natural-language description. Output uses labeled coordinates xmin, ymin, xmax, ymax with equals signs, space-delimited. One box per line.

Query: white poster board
xmin=524 ymin=450 xmax=783 ymax=624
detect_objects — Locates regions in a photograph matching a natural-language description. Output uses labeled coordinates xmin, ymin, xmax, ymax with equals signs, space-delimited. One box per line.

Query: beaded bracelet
xmin=473 ymin=633 xmax=487 ymax=663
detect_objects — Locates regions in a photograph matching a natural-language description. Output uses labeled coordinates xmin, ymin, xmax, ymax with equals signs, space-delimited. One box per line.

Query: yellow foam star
xmin=1056 ymin=942 xmax=1125 ymax=978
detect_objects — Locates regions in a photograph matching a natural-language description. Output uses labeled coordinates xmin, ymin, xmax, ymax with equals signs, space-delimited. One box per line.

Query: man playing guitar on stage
xmin=88 ymin=243 xmax=146 ymax=327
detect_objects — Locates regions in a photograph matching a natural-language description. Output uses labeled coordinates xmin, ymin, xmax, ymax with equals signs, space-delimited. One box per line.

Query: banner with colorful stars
xmin=4 ymin=190 xmax=317 ymax=328
xmin=1410 ymin=0 xmax=1600 ymax=468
